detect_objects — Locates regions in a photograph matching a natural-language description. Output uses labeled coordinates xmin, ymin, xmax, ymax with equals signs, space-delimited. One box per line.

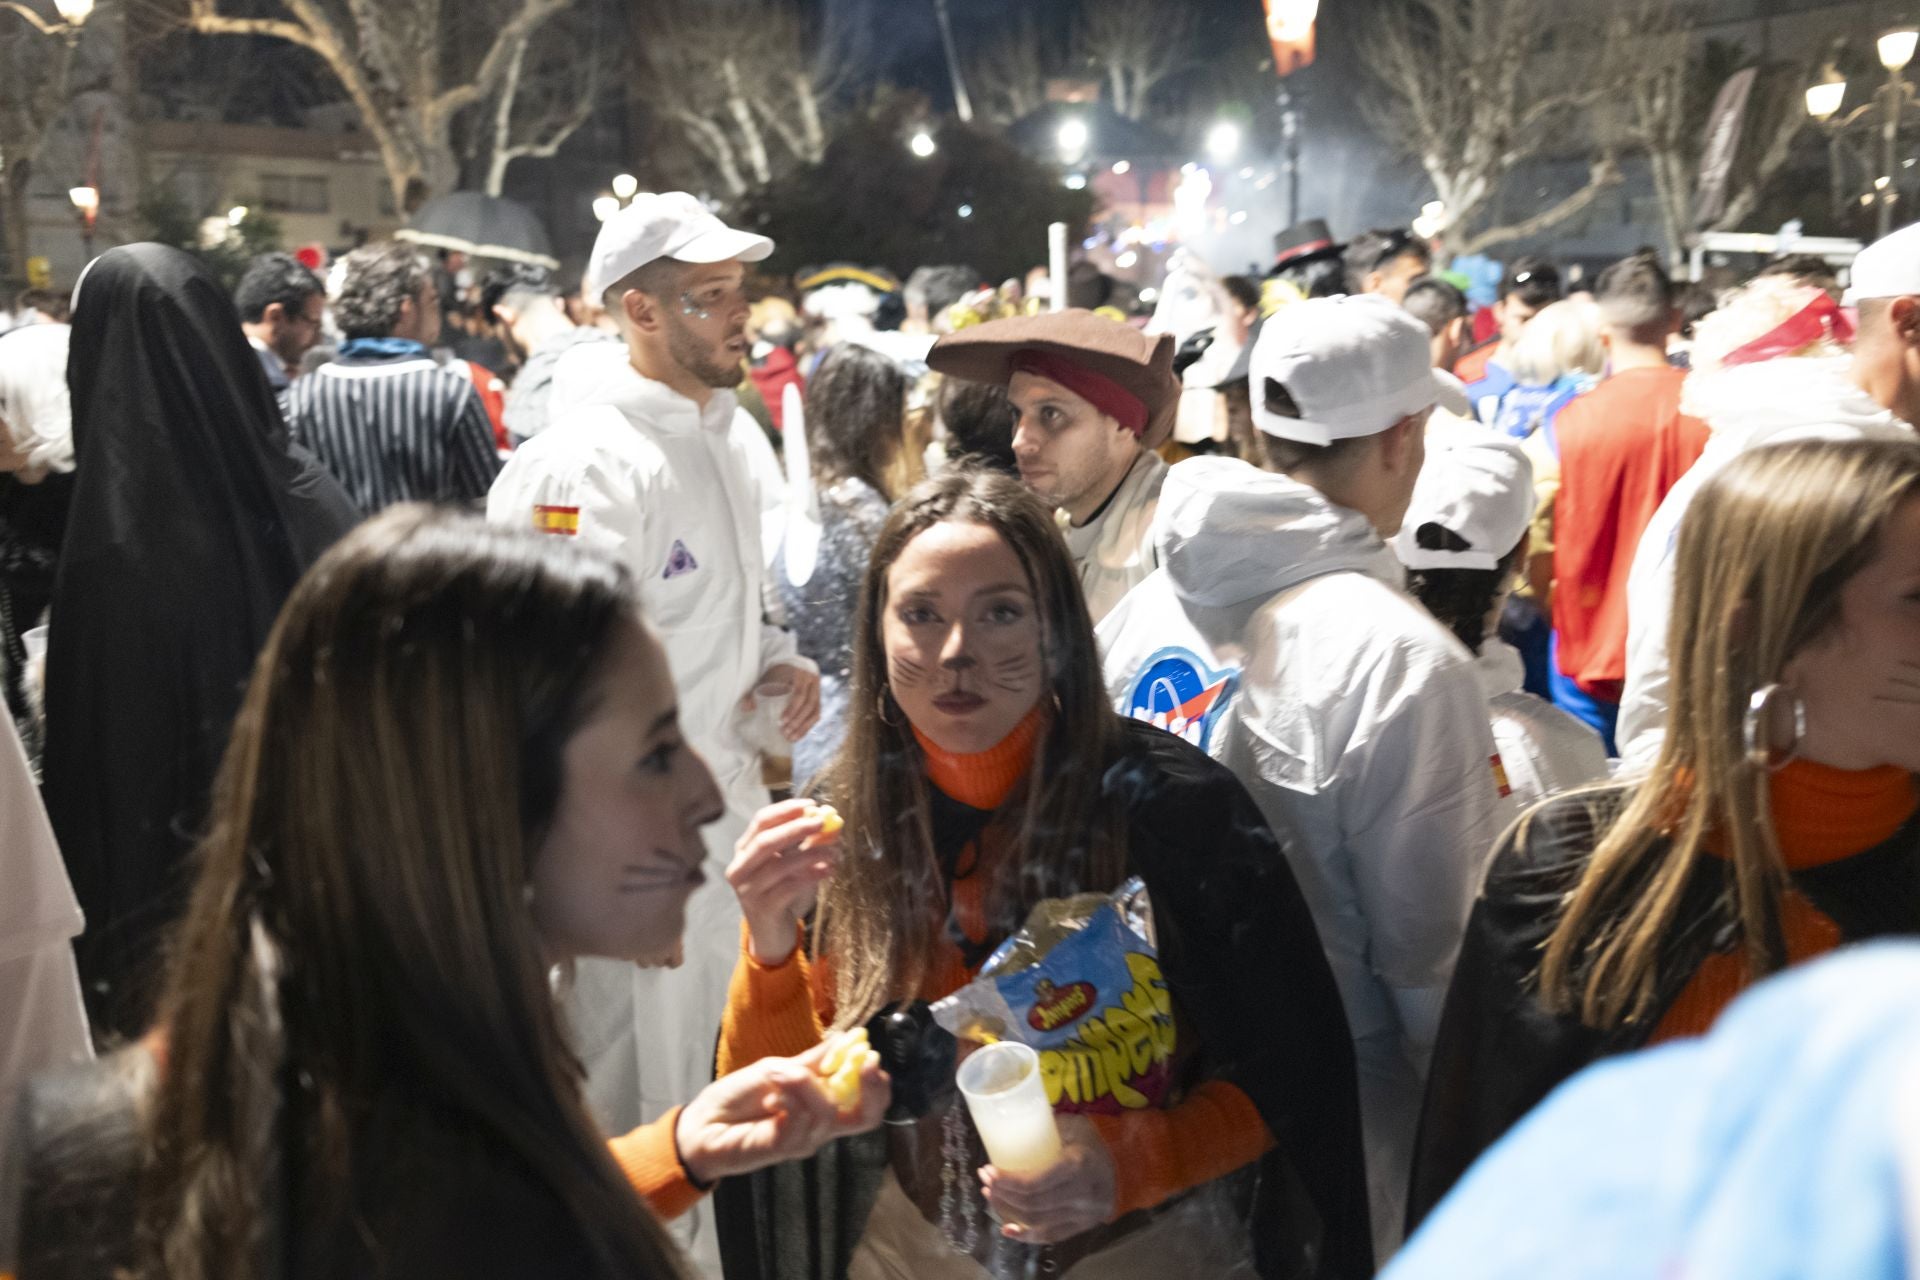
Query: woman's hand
xmin=674 ymin=1032 xmax=890 ymax=1185
xmin=978 ymin=1115 xmax=1117 ymax=1245
xmin=726 ymin=800 xmax=841 ymax=965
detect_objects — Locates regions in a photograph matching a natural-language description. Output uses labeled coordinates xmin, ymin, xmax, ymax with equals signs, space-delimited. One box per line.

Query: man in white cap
xmin=1617 ymin=224 xmax=1920 ymax=765
xmin=487 ymin=193 xmax=819 ymax=1263
xmin=1098 ymin=293 xmax=1509 ymax=1261
xmin=1397 ymin=422 xmax=1608 ymax=812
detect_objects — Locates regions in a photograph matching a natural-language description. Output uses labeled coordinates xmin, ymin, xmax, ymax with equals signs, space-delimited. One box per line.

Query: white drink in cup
xmin=956 ymin=1041 xmax=1062 ymax=1176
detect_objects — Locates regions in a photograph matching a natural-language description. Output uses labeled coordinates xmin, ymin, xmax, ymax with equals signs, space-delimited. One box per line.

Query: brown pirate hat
xmin=927 ymin=308 xmax=1180 ymax=450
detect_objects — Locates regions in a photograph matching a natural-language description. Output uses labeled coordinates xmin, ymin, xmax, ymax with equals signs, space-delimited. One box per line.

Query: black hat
xmin=1273 ymin=219 xmax=1345 ymax=270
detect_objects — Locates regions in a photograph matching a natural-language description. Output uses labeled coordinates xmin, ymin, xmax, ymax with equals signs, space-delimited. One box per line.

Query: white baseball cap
xmin=584 ymin=192 xmax=773 ymax=299
xmin=1250 ymin=293 xmax=1458 ymax=445
xmin=1842 ymin=220 xmax=1920 ymax=305
xmin=1395 ymin=419 xmax=1536 ymax=572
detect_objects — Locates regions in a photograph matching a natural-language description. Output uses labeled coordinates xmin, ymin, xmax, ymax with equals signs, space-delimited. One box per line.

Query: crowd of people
xmin=0 ymin=186 xmax=1916 ymax=1280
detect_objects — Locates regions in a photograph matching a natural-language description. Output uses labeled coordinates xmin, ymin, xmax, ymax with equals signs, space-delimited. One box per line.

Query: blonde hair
xmin=1507 ymin=297 xmax=1604 ymax=386
xmin=1539 ymin=439 xmax=1920 ymax=1027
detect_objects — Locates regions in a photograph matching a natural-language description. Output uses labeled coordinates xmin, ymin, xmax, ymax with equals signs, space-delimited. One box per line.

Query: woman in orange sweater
xmin=714 ymin=469 xmax=1370 ymax=1279
xmin=16 ymin=507 xmax=885 ymax=1280
xmin=1410 ymin=438 xmax=1920 ymax=1230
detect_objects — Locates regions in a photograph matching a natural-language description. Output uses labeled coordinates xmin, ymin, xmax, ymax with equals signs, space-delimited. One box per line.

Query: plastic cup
xmin=956 ymin=1041 xmax=1061 ymax=1176
xmin=750 ymin=680 xmax=793 ymax=756
xmin=21 ymin=625 xmax=47 ymax=701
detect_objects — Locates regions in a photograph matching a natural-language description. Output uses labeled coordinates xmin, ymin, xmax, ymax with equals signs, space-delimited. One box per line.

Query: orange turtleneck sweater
xmin=716 ymin=703 xmax=1274 ymax=1220
xmin=1650 ymin=758 xmax=1918 ymax=1043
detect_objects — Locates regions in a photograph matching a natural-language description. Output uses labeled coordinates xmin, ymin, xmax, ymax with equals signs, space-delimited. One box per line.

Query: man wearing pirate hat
xmin=928 ymin=309 xmax=1180 ymax=623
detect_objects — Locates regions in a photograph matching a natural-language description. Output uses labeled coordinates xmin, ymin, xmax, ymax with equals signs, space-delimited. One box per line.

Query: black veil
xmin=41 ymin=243 xmax=357 ymax=1038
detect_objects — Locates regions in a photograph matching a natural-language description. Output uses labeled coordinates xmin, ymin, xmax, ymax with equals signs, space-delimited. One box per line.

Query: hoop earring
xmin=877 ymin=690 xmax=901 ymax=727
xmin=1743 ymin=683 xmax=1806 ymax=771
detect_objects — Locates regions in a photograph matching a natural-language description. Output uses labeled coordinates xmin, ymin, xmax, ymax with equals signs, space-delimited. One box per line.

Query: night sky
xmin=827 ymin=0 xmax=1418 ymax=256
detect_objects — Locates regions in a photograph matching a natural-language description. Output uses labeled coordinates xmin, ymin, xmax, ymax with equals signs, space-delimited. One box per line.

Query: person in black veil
xmin=41 ymin=244 xmax=358 ymax=1039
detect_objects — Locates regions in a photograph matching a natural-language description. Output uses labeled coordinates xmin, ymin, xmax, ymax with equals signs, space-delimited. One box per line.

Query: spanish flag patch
xmin=533 ymin=504 xmax=580 ymax=536
xmin=1490 ymin=753 xmax=1513 ymax=799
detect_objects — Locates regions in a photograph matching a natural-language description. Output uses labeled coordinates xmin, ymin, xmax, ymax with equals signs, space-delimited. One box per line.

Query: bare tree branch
xmin=632 ymin=0 xmax=833 ymax=201
xmin=1361 ymin=0 xmax=1634 ymax=251
xmin=1078 ymin=0 xmax=1196 ymax=121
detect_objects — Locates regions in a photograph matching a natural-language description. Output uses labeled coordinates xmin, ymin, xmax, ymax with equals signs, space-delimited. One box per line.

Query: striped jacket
xmin=285 ymin=352 xmax=501 ymax=514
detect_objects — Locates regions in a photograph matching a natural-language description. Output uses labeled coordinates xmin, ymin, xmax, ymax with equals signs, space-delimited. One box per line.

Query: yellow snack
xmin=816 ymin=805 xmax=844 ymax=837
xmin=818 ymin=1029 xmax=871 ymax=1110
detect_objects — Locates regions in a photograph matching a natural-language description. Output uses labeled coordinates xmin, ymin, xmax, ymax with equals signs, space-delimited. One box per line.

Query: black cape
xmin=715 ymin=719 xmax=1373 ymax=1280
xmin=41 ymin=244 xmax=357 ymax=1038
xmin=1407 ymin=785 xmax=1920 ymax=1232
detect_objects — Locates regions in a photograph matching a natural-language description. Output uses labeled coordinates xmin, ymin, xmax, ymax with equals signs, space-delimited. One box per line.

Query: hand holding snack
xmin=673 ymin=1036 xmax=889 ymax=1185
xmin=978 ymin=1114 xmax=1117 ymax=1244
xmin=727 ymin=799 xmax=844 ymax=965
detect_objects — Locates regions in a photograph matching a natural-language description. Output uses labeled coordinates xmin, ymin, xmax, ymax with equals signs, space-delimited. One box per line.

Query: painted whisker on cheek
xmin=987 ymin=652 xmax=1041 ymax=694
xmin=890 ymin=654 xmax=933 ymax=689
xmin=1872 ymin=694 xmax=1920 ymax=705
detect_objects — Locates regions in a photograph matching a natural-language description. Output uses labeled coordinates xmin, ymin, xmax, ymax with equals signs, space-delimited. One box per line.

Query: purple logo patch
xmin=663 ymin=539 xmax=699 ymax=579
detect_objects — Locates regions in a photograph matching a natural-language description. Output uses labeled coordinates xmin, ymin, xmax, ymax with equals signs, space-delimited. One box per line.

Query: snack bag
xmin=931 ymin=878 xmax=1174 ymax=1114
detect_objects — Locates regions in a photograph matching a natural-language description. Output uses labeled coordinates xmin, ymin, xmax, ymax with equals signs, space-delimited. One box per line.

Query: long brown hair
xmin=804 ymin=341 xmax=907 ymax=498
xmin=813 ymin=468 xmax=1124 ymax=1026
xmin=138 ymin=506 xmax=688 ymax=1279
xmin=1539 ymin=438 xmax=1920 ymax=1027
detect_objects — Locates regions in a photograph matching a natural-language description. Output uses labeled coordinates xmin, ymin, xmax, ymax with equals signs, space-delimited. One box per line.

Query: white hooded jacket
xmin=1097 ymin=455 xmax=1509 ymax=1259
xmin=1617 ymin=357 xmax=1911 ymax=766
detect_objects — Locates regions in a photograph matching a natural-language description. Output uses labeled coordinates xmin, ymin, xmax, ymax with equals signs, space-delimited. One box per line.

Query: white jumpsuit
xmin=488 ymin=343 xmax=802 ymax=1271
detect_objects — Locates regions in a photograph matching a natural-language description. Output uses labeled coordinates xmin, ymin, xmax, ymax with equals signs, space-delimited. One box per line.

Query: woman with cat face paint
xmin=1410 ymin=438 xmax=1920 ymax=1233
xmin=715 ymin=469 xmax=1372 ymax=1280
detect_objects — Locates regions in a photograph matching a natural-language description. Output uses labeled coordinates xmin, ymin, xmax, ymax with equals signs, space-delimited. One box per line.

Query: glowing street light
xmin=68 ymin=185 xmax=98 ymax=215
xmin=1882 ymin=28 xmax=1918 ymax=71
xmin=1057 ymin=117 xmax=1090 ymax=158
xmin=1206 ymin=121 xmax=1242 ymax=163
xmin=1111 ymin=160 xmax=1131 ymax=175
xmin=1805 ymin=79 xmax=1847 ymax=121
xmin=591 ymin=195 xmax=620 ymax=222
xmin=3 ymin=0 xmax=91 ymax=35
xmin=910 ymin=130 xmax=937 ymax=158
xmin=611 ymin=173 xmax=639 ymax=200
xmin=227 ymin=205 xmax=249 ymax=226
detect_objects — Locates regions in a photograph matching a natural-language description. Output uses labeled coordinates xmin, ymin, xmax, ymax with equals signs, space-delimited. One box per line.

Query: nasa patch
xmin=1123 ymin=647 xmax=1240 ymax=751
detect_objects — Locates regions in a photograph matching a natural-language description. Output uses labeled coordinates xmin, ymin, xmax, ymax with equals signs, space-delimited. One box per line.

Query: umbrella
xmin=395 ymin=192 xmax=559 ymax=270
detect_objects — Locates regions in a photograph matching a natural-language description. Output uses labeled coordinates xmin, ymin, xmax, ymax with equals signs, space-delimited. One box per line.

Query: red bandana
xmin=1010 ymin=349 xmax=1149 ymax=436
xmin=1721 ymin=294 xmax=1857 ymax=369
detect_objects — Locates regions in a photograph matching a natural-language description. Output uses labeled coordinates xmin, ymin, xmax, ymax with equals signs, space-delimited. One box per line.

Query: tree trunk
xmin=1 ymin=161 xmax=31 ymax=287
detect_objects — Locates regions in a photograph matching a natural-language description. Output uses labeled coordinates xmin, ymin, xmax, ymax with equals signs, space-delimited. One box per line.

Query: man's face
xmin=1007 ymin=371 xmax=1139 ymax=518
xmin=270 ymin=292 xmax=326 ymax=366
xmin=1497 ymin=295 xmax=1544 ymax=346
xmin=1368 ymin=252 xmax=1428 ymax=304
xmin=413 ymin=281 xmax=443 ymax=346
xmin=659 ymin=260 xmax=751 ymax=390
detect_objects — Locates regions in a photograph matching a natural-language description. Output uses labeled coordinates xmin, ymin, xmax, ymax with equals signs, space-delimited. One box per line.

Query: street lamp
xmin=69 ymin=184 xmax=98 ymax=258
xmin=1206 ymin=121 xmax=1242 ymax=164
xmin=1809 ymin=30 xmax=1920 ymax=237
xmin=1882 ymin=28 xmax=1918 ymax=72
xmin=909 ymin=130 xmax=937 ymax=158
xmin=1057 ymin=117 xmax=1089 ymax=160
xmin=1806 ymin=79 xmax=1847 ymax=122
xmin=611 ymin=173 xmax=639 ymax=200
xmin=591 ymin=195 xmax=620 ymax=223
xmin=1 ymin=0 xmax=90 ymax=36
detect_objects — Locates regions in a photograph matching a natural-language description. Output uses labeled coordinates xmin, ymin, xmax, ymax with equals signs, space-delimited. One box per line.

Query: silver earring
xmin=1743 ymin=684 xmax=1807 ymax=771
